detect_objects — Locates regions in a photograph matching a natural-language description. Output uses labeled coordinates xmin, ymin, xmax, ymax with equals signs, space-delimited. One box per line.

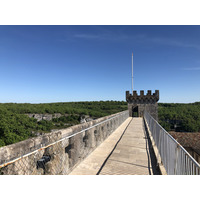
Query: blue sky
xmin=0 ymin=25 xmax=200 ymax=103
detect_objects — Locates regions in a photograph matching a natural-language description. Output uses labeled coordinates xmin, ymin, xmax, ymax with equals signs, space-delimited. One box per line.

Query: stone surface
xmin=69 ymin=117 xmax=132 ymax=175
xmin=126 ymin=90 xmax=159 ymax=120
xmin=70 ymin=118 xmax=158 ymax=175
xmin=99 ymin=118 xmax=155 ymax=175
xmin=26 ymin=113 xmax=62 ymax=121
xmin=0 ymin=110 xmax=129 ymax=175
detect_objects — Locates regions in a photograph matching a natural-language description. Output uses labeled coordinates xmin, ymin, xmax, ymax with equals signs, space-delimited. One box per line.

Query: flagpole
xmin=132 ymin=52 xmax=133 ymax=94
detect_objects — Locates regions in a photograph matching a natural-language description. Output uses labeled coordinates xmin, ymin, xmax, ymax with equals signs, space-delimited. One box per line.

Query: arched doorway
xmin=132 ymin=106 xmax=139 ymax=117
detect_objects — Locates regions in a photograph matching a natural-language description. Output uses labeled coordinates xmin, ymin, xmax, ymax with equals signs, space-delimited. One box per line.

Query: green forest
xmin=1 ymin=101 xmax=200 ymax=147
xmin=0 ymin=101 xmax=127 ymax=147
xmin=158 ymin=102 xmax=200 ymax=132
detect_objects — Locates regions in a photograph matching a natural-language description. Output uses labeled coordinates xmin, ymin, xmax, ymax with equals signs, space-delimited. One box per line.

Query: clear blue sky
xmin=0 ymin=25 xmax=200 ymax=103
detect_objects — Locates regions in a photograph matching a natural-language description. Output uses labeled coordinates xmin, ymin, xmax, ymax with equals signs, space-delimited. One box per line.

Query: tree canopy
xmin=158 ymin=102 xmax=200 ymax=132
xmin=0 ymin=101 xmax=127 ymax=147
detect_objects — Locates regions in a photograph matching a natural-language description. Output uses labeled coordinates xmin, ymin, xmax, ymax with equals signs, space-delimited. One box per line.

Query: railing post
xmin=174 ymin=144 xmax=179 ymax=175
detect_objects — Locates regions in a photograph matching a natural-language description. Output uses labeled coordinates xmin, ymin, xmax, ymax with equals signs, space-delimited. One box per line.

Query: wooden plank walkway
xmin=70 ymin=117 xmax=158 ymax=175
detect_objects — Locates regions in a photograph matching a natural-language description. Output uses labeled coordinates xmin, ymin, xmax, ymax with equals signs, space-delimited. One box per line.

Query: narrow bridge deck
xmin=70 ymin=117 xmax=159 ymax=175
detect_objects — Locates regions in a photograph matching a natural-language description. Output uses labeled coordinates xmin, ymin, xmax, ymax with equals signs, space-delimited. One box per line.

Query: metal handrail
xmin=144 ymin=111 xmax=200 ymax=175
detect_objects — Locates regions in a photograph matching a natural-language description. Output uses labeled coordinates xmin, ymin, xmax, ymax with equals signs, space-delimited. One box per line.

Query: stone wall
xmin=0 ymin=110 xmax=129 ymax=175
xmin=126 ymin=90 xmax=159 ymax=120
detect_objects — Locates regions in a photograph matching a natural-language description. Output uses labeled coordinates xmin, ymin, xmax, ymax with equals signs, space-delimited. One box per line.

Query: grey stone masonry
xmin=126 ymin=90 xmax=159 ymax=120
xmin=0 ymin=110 xmax=129 ymax=175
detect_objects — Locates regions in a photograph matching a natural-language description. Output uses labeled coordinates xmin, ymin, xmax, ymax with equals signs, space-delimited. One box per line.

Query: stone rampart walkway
xmin=70 ymin=117 xmax=158 ymax=175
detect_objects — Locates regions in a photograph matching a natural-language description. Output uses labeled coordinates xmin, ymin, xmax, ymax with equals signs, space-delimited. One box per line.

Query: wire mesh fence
xmin=0 ymin=110 xmax=129 ymax=175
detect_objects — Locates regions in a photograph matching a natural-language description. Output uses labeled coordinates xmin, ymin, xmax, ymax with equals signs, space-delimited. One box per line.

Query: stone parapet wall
xmin=0 ymin=110 xmax=129 ymax=175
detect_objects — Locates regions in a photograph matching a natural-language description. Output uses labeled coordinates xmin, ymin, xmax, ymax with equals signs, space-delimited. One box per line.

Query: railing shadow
xmin=143 ymin=118 xmax=161 ymax=175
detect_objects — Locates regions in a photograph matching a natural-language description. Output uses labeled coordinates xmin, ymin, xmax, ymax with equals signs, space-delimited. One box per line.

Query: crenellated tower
xmin=126 ymin=90 xmax=159 ymax=120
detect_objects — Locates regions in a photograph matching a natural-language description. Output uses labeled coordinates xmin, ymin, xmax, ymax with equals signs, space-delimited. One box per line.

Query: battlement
xmin=126 ymin=90 xmax=159 ymax=120
xmin=126 ymin=90 xmax=159 ymax=103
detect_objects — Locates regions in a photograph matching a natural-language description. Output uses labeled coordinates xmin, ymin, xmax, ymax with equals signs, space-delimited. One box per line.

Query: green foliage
xmin=158 ymin=102 xmax=200 ymax=132
xmin=0 ymin=111 xmax=35 ymax=146
xmin=0 ymin=101 xmax=127 ymax=147
xmin=0 ymin=139 xmax=5 ymax=147
xmin=2 ymin=100 xmax=199 ymax=147
xmin=0 ymin=101 xmax=127 ymax=116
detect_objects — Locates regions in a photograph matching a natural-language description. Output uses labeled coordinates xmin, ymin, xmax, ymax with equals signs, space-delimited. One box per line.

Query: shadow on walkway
xmin=143 ymin=119 xmax=161 ymax=175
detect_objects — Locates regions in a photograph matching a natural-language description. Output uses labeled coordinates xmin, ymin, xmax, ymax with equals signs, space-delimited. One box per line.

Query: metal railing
xmin=144 ymin=112 xmax=200 ymax=175
xmin=0 ymin=110 xmax=129 ymax=175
